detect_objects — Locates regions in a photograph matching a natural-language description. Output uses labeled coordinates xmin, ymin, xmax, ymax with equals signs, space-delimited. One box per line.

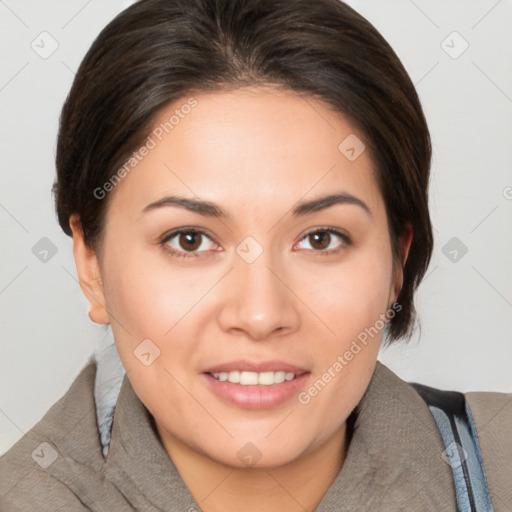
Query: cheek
xmin=298 ymin=244 xmax=393 ymax=350
xmin=101 ymin=242 xmax=213 ymax=333
xmin=100 ymin=244 xmax=214 ymax=413
xmin=294 ymin=240 xmax=392 ymax=415
xmin=295 ymin=259 xmax=389 ymax=430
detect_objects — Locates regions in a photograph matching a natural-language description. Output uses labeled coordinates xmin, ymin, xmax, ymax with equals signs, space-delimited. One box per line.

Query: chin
xmin=199 ymin=435 xmax=311 ymax=470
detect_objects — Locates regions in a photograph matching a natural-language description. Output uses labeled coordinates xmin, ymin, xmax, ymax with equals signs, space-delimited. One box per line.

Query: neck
xmin=156 ymin=422 xmax=348 ymax=512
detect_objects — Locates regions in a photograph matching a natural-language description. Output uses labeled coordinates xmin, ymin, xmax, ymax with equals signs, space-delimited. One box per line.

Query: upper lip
xmin=203 ymin=359 xmax=309 ymax=375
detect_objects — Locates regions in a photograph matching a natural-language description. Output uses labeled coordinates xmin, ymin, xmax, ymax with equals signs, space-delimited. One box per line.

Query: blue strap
xmin=411 ymin=383 xmax=494 ymax=512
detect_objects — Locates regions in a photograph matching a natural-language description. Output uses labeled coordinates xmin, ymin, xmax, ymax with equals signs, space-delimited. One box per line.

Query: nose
xmin=217 ymin=250 xmax=301 ymax=341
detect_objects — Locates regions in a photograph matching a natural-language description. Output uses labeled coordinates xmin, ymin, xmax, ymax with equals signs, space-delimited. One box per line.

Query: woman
xmin=1 ymin=0 xmax=510 ymax=510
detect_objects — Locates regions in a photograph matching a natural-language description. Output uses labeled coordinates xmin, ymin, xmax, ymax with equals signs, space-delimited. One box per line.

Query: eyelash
xmin=159 ymin=226 xmax=351 ymax=260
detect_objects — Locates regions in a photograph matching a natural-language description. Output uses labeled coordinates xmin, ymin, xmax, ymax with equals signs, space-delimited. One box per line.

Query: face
xmin=74 ymin=87 xmax=407 ymax=468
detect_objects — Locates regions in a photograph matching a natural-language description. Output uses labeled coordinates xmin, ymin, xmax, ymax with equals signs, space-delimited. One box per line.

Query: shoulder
xmin=404 ymin=370 xmax=512 ymax=510
xmin=464 ymin=390 xmax=512 ymax=456
xmin=465 ymin=389 xmax=512 ymax=433
xmin=406 ymin=373 xmax=512 ymax=511
xmin=465 ymin=390 xmax=512 ymax=509
xmin=0 ymin=361 xmax=102 ymax=511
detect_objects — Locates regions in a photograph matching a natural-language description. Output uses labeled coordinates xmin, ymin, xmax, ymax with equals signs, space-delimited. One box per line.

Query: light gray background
xmin=1 ymin=0 xmax=511 ymax=456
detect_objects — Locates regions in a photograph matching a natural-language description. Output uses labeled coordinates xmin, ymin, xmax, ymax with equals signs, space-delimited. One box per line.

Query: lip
xmin=202 ymin=359 xmax=309 ymax=375
xmin=201 ymin=360 xmax=310 ymax=410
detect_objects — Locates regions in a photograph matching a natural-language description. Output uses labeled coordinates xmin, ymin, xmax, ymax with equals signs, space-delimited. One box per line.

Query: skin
xmin=70 ymin=87 xmax=412 ymax=512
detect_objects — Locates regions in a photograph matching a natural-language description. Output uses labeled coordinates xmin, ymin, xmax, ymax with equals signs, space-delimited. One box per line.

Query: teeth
xmin=274 ymin=371 xmax=286 ymax=384
xmin=227 ymin=370 xmax=240 ymax=383
xmin=240 ymin=371 xmax=259 ymax=385
xmin=258 ymin=372 xmax=275 ymax=385
xmin=210 ymin=370 xmax=297 ymax=385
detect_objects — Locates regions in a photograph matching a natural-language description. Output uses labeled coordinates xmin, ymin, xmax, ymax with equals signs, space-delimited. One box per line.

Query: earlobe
xmin=69 ymin=214 xmax=110 ymax=325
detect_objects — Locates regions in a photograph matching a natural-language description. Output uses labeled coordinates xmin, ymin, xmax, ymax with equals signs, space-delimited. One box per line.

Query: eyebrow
xmin=142 ymin=192 xmax=372 ymax=218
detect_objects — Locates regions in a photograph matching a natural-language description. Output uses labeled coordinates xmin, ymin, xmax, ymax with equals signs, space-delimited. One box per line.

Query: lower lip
xmin=202 ymin=372 xmax=310 ymax=410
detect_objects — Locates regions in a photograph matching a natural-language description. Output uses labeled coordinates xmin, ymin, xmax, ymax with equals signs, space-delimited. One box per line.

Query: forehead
xmin=108 ymin=87 xmax=384 ymax=219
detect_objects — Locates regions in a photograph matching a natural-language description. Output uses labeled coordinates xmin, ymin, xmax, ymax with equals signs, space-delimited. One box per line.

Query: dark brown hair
xmin=53 ymin=0 xmax=433 ymax=343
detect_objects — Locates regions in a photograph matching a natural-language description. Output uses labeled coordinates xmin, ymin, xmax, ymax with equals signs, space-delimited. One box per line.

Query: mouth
xmin=201 ymin=360 xmax=310 ymax=409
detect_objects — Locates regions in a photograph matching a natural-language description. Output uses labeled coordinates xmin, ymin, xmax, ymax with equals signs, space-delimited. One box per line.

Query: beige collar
xmin=102 ymin=361 xmax=456 ymax=511
xmin=314 ymin=362 xmax=457 ymax=510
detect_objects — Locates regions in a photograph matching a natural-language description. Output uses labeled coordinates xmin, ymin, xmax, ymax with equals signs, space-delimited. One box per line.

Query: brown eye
xmin=308 ymin=231 xmax=331 ymax=250
xmin=163 ymin=229 xmax=216 ymax=255
xmin=179 ymin=232 xmax=202 ymax=251
xmin=296 ymin=228 xmax=350 ymax=252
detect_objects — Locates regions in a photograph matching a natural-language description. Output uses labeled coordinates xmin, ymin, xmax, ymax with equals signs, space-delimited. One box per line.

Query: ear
xmin=390 ymin=222 xmax=413 ymax=305
xmin=69 ymin=214 xmax=110 ymax=325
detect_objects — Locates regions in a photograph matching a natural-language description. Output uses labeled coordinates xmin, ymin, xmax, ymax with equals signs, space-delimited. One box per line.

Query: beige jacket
xmin=1 ymin=361 xmax=510 ymax=511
